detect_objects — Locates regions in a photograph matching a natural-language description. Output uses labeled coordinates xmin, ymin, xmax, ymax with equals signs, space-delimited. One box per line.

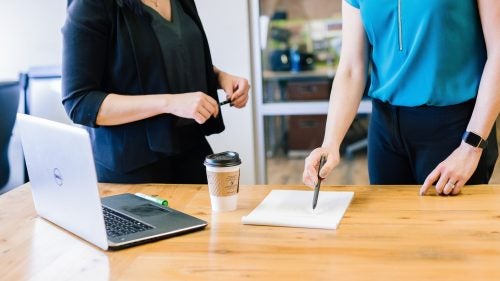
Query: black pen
xmin=312 ymin=155 xmax=327 ymax=210
xmin=219 ymin=99 xmax=231 ymax=106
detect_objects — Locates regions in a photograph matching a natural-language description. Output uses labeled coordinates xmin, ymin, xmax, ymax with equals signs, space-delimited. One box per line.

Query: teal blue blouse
xmin=344 ymin=0 xmax=486 ymax=106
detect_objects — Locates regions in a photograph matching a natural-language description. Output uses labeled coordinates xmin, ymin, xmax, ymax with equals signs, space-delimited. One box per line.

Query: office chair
xmin=0 ymin=81 xmax=20 ymax=188
xmin=2 ymin=65 xmax=67 ymax=193
xmin=23 ymin=65 xmax=72 ymax=124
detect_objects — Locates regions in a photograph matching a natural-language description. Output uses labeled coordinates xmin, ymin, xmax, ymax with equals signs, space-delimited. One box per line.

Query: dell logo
xmin=53 ymin=168 xmax=63 ymax=186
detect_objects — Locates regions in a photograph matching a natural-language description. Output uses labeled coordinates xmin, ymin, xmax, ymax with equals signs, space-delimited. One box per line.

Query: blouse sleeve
xmin=61 ymin=0 xmax=111 ymax=127
xmin=344 ymin=0 xmax=360 ymax=9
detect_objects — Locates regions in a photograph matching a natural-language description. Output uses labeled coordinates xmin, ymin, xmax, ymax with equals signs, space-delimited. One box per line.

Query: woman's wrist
xmin=459 ymin=141 xmax=484 ymax=154
xmin=161 ymin=94 xmax=174 ymax=114
xmin=321 ymin=142 xmax=341 ymax=153
xmin=213 ymin=66 xmax=224 ymax=89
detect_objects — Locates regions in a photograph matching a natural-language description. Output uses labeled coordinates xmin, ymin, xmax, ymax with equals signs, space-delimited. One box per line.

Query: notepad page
xmin=241 ymin=190 xmax=354 ymax=230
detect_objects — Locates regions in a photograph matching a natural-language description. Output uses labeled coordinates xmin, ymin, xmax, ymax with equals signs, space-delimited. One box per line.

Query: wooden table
xmin=1 ymin=184 xmax=500 ymax=280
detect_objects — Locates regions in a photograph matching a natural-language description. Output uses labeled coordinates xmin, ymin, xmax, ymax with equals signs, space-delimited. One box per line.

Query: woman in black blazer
xmin=62 ymin=0 xmax=250 ymax=184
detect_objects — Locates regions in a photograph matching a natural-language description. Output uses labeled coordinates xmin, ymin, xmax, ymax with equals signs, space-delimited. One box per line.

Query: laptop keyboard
xmin=102 ymin=207 xmax=153 ymax=238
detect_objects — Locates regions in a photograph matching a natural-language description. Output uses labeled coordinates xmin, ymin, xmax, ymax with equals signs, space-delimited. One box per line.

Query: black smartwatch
xmin=462 ymin=131 xmax=488 ymax=149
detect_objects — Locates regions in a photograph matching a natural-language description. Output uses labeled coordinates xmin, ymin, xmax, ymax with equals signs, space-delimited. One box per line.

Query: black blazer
xmin=62 ymin=0 xmax=225 ymax=173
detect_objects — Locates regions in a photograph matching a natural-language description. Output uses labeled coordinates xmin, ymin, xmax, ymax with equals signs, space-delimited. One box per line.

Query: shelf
xmin=251 ymin=0 xmax=349 ymax=183
xmin=260 ymin=100 xmax=372 ymax=116
xmin=263 ymin=67 xmax=336 ymax=81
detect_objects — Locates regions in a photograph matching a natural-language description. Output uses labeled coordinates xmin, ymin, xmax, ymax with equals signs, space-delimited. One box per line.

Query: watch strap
xmin=462 ymin=131 xmax=488 ymax=149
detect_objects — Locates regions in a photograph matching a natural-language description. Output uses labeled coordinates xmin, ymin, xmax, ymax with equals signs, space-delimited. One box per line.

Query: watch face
xmin=463 ymin=131 xmax=487 ymax=149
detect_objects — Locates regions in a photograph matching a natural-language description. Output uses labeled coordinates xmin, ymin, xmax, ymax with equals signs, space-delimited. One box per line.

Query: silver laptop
xmin=16 ymin=113 xmax=207 ymax=250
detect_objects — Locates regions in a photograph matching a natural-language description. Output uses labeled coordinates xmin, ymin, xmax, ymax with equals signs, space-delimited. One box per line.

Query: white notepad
xmin=241 ymin=190 xmax=354 ymax=230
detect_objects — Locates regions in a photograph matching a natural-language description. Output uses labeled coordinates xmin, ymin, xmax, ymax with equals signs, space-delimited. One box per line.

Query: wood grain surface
xmin=1 ymin=183 xmax=500 ymax=281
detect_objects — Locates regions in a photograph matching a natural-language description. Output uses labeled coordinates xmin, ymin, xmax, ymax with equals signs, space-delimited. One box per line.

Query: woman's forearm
xmin=466 ymin=54 xmax=500 ymax=139
xmin=468 ymin=0 xmax=500 ymax=139
xmin=321 ymin=1 xmax=370 ymax=151
xmin=96 ymin=93 xmax=168 ymax=126
xmin=322 ymin=69 xmax=368 ymax=151
xmin=96 ymin=91 xmax=220 ymax=126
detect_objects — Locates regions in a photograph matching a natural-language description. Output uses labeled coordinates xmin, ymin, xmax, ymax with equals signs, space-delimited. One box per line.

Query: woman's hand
xmin=420 ymin=143 xmax=483 ymax=196
xmin=302 ymin=147 xmax=340 ymax=188
xmin=216 ymin=70 xmax=250 ymax=108
xmin=164 ymin=92 xmax=219 ymax=124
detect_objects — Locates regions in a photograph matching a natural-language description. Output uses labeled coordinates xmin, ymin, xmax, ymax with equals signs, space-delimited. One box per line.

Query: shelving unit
xmin=250 ymin=0 xmax=371 ymax=184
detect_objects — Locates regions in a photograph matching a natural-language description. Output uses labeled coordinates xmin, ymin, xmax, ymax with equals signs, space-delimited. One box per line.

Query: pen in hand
xmin=312 ymin=155 xmax=327 ymax=210
xmin=219 ymin=99 xmax=232 ymax=106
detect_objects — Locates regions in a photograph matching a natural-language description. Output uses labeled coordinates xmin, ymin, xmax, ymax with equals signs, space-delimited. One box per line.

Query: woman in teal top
xmin=303 ymin=0 xmax=499 ymax=195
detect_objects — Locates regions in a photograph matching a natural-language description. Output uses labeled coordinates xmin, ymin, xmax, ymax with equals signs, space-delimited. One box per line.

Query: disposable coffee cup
xmin=204 ymin=151 xmax=242 ymax=212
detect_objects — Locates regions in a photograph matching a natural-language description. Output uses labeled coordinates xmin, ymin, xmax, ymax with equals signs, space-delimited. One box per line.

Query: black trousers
xmin=96 ymin=127 xmax=213 ymax=184
xmin=367 ymin=98 xmax=498 ymax=185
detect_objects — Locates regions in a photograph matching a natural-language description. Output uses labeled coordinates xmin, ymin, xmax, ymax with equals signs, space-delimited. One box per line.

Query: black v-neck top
xmin=143 ymin=0 xmax=208 ymax=96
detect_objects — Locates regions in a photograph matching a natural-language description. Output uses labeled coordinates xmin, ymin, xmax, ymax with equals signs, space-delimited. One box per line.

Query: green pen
xmin=135 ymin=192 xmax=168 ymax=207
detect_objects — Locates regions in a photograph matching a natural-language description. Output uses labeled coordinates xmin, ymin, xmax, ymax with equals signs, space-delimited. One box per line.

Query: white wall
xmin=196 ymin=0 xmax=257 ymax=184
xmin=0 ymin=0 xmax=65 ymax=81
